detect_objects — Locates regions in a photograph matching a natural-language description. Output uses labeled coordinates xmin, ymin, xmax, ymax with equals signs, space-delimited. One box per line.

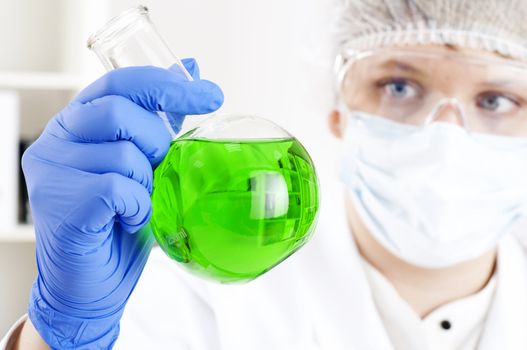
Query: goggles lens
xmin=340 ymin=49 xmax=527 ymax=137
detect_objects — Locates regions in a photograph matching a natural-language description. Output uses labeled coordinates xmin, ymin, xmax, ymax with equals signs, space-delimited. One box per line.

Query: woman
xmin=4 ymin=0 xmax=527 ymax=348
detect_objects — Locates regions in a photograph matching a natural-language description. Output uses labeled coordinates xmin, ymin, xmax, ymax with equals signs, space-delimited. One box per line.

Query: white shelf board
xmin=0 ymin=71 xmax=92 ymax=90
xmin=0 ymin=224 xmax=35 ymax=243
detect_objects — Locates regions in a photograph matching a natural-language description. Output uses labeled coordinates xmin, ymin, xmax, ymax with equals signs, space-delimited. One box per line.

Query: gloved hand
xmin=22 ymin=59 xmax=223 ymax=349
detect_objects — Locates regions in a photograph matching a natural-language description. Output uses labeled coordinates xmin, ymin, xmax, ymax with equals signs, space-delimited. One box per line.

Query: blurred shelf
xmin=0 ymin=71 xmax=91 ymax=90
xmin=0 ymin=224 xmax=35 ymax=243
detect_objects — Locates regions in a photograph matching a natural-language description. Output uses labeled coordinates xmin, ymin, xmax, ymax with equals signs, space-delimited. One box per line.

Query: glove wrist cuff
xmin=28 ymin=281 xmax=121 ymax=350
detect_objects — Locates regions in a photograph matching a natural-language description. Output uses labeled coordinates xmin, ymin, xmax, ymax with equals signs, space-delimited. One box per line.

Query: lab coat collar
xmin=314 ymin=230 xmax=527 ymax=350
xmin=478 ymin=233 xmax=527 ymax=349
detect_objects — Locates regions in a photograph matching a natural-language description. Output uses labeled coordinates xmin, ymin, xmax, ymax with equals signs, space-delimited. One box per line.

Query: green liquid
xmin=150 ymin=138 xmax=319 ymax=283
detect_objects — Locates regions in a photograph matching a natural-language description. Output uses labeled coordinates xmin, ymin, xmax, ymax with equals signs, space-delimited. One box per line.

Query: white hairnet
xmin=335 ymin=0 xmax=527 ymax=61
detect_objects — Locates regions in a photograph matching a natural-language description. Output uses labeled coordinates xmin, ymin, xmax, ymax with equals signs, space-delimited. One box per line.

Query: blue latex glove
xmin=165 ymin=59 xmax=201 ymax=134
xmin=22 ymin=59 xmax=223 ymax=349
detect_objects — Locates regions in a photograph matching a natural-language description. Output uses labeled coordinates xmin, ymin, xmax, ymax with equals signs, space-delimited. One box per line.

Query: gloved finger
xmin=49 ymin=140 xmax=154 ymax=193
xmin=181 ymin=58 xmax=200 ymax=80
xmin=53 ymin=95 xmax=171 ymax=166
xmin=165 ymin=59 xmax=206 ymax=133
xmin=165 ymin=112 xmax=186 ymax=134
xmin=165 ymin=58 xmax=201 ymax=133
xmin=74 ymin=65 xmax=224 ymax=116
xmin=168 ymin=58 xmax=200 ymax=80
xmin=65 ymin=173 xmax=152 ymax=236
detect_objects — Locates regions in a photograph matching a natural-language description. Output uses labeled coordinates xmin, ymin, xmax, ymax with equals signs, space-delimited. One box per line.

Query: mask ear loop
xmin=422 ymin=97 xmax=472 ymax=132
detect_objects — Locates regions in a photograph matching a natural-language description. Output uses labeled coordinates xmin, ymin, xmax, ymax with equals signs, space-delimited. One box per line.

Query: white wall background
xmin=0 ymin=0 xmax=341 ymax=336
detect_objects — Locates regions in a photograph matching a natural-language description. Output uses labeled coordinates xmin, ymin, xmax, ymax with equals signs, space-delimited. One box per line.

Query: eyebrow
xmin=374 ymin=59 xmax=426 ymax=76
xmin=476 ymin=80 xmax=527 ymax=93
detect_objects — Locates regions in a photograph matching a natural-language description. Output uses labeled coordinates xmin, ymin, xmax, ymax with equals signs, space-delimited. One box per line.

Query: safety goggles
xmin=336 ymin=47 xmax=527 ymax=138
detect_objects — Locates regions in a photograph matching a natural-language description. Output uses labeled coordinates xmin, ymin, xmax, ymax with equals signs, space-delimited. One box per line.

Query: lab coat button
xmin=440 ymin=320 xmax=452 ymax=330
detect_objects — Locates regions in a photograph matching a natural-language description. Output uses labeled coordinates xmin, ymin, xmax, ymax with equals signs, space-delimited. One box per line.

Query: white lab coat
xmin=3 ymin=181 xmax=527 ymax=349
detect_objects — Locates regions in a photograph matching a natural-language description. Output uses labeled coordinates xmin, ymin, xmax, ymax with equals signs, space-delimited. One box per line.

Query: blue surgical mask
xmin=340 ymin=111 xmax=527 ymax=268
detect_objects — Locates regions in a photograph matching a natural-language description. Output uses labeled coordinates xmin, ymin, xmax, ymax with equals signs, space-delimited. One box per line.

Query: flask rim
xmin=87 ymin=5 xmax=149 ymax=50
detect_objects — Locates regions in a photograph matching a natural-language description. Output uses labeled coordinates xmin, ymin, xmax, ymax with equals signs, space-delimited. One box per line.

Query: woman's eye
xmin=378 ymin=79 xmax=420 ymax=100
xmin=476 ymin=93 xmax=519 ymax=114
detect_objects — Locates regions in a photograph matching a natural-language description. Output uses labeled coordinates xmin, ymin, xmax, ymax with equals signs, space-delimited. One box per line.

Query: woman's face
xmin=329 ymin=44 xmax=527 ymax=138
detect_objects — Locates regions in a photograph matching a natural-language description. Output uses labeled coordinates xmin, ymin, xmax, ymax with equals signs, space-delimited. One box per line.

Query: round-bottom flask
xmin=150 ymin=115 xmax=319 ymax=283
